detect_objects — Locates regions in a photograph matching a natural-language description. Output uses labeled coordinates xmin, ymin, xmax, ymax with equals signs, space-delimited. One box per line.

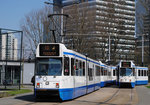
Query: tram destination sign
xmin=121 ymin=62 xmax=131 ymax=68
xmin=39 ymin=44 xmax=59 ymax=56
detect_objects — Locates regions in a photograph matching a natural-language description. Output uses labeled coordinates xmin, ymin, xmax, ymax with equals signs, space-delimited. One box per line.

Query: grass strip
xmin=146 ymin=86 xmax=150 ymax=88
xmin=7 ymin=89 xmax=32 ymax=96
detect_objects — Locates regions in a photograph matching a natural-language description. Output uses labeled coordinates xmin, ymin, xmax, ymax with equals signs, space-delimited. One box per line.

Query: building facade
xmin=55 ymin=0 xmax=135 ymax=64
xmin=0 ymin=34 xmax=18 ymax=61
xmin=136 ymin=0 xmax=150 ymax=66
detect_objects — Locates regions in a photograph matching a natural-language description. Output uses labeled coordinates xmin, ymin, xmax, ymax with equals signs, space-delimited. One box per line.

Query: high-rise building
xmin=0 ymin=34 xmax=18 ymax=60
xmin=136 ymin=0 xmax=150 ymax=65
xmin=55 ymin=0 xmax=135 ymax=64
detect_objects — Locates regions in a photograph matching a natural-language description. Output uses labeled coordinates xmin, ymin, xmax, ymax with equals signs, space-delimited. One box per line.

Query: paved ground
xmin=0 ymin=85 xmax=140 ymax=105
xmin=1 ymin=85 xmax=150 ymax=105
xmin=136 ymin=85 xmax=150 ymax=105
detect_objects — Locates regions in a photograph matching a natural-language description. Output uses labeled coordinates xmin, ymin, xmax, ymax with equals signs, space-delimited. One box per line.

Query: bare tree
xmin=20 ymin=6 xmax=52 ymax=55
xmin=63 ymin=2 xmax=97 ymax=59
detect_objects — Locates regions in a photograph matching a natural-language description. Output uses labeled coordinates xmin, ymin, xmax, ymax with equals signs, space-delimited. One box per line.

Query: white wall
xmin=22 ymin=63 xmax=35 ymax=84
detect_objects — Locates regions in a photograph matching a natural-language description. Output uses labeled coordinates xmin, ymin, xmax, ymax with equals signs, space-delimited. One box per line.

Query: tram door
xmin=87 ymin=63 xmax=94 ymax=92
xmin=72 ymin=58 xmax=86 ymax=97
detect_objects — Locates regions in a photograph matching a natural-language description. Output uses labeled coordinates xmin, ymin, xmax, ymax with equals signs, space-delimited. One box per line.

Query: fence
xmin=0 ymin=28 xmax=23 ymax=90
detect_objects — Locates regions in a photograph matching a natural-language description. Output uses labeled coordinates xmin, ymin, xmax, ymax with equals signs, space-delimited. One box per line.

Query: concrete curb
xmin=0 ymin=91 xmax=11 ymax=98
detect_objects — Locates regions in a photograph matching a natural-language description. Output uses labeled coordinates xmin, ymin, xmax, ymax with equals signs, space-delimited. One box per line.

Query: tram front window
xmin=120 ymin=68 xmax=132 ymax=76
xmin=37 ymin=58 xmax=62 ymax=76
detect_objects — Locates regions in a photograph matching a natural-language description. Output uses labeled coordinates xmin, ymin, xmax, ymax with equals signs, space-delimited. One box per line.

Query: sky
xmin=0 ymin=0 xmax=47 ymax=30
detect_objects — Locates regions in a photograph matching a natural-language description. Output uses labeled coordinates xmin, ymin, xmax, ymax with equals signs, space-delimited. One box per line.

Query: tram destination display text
xmin=39 ymin=44 xmax=59 ymax=56
xmin=121 ymin=62 xmax=131 ymax=68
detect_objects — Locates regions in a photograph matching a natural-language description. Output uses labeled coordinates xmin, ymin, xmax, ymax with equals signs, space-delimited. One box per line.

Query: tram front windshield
xmin=36 ymin=58 xmax=62 ymax=76
xmin=120 ymin=68 xmax=133 ymax=76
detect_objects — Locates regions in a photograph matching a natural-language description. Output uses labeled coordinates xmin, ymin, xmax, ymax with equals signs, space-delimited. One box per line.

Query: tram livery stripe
xmin=63 ymin=52 xmax=101 ymax=65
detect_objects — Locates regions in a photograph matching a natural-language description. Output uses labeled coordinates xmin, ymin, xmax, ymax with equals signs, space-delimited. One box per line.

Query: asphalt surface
xmin=136 ymin=86 xmax=150 ymax=105
xmin=0 ymin=85 xmax=149 ymax=105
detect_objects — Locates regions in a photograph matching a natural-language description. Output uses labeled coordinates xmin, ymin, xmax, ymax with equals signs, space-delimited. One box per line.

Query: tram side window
xmin=138 ymin=70 xmax=140 ymax=76
xmin=96 ymin=66 xmax=100 ymax=76
xmin=103 ymin=69 xmax=106 ymax=76
xmin=79 ymin=60 xmax=83 ymax=76
xmin=142 ymin=70 xmax=144 ymax=76
xmin=64 ymin=57 xmax=70 ymax=76
xmin=83 ymin=62 xmax=85 ymax=76
xmin=108 ymin=71 xmax=111 ymax=76
xmin=71 ymin=58 xmax=74 ymax=76
xmin=75 ymin=59 xmax=79 ymax=76
xmin=133 ymin=68 xmax=135 ymax=76
xmin=113 ymin=70 xmax=116 ymax=76
xmin=101 ymin=67 xmax=104 ymax=76
xmin=104 ymin=69 xmax=107 ymax=76
xmin=88 ymin=68 xmax=93 ymax=81
xmin=144 ymin=70 xmax=147 ymax=76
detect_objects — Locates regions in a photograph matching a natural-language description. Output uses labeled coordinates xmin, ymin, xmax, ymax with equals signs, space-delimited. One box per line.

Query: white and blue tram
xmin=34 ymin=43 xmax=102 ymax=100
xmin=116 ymin=60 xmax=136 ymax=88
xmin=135 ymin=66 xmax=148 ymax=85
xmin=99 ymin=62 xmax=116 ymax=87
xmin=110 ymin=66 xmax=117 ymax=85
xmin=99 ymin=61 xmax=108 ymax=87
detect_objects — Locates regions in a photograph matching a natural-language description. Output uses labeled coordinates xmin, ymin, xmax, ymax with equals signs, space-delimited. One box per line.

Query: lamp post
xmin=142 ymin=34 xmax=144 ymax=66
xmin=108 ymin=35 xmax=111 ymax=62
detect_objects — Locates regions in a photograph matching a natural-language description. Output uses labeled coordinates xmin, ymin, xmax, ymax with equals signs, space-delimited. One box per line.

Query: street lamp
xmin=108 ymin=35 xmax=111 ymax=62
xmin=142 ymin=34 xmax=144 ymax=66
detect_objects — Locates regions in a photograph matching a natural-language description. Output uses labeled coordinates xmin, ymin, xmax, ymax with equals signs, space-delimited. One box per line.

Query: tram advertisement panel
xmin=39 ymin=44 xmax=59 ymax=56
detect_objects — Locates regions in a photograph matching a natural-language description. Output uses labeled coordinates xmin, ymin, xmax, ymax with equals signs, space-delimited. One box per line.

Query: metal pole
xmin=61 ymin=8 xmax=64 ymax=43
xmin=85 ymin=54 xmax=88 ymax=93
xmin=0 ymin=29 xmax=1 ymax=60
xmin=19 ymin=31 xmax=23 ymax=90
xmin=21 ymin=45 xmax=24 ymax=86
xmin=5 ymin=33 xmax=8 ymax=89
xmin=108 ymin=35 xmax=111 ymax=62
xmin=142 ymin=35 xmax=144 ymax=66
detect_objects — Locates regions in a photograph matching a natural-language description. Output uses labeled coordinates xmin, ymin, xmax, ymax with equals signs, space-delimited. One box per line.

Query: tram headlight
xmin=56 ymin=83 xmax=59 ymax=88
xmin=36 ymin=83 xmax=40 ymax=88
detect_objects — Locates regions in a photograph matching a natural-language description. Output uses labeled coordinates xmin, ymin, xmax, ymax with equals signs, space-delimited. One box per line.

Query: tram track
xmin=97 ymin=87 xmax=134 ymax=105
xmin=125 ymin=88 xmax=133 ymax=105
xmin=97 ymin=87 xmax=120 ymax=105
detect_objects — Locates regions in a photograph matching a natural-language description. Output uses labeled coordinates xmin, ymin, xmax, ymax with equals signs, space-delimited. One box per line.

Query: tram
xmin=135 ymin=66 xmax=148 ymax=85
xmin=116 ymin=61 xmax=136 ymax=88
xmin=34 ymin=43 xmax=148 ymax=100
xmin=34 ymin=43 xmax=101 ymax=100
